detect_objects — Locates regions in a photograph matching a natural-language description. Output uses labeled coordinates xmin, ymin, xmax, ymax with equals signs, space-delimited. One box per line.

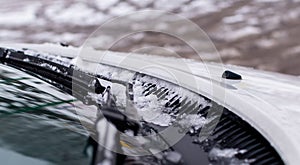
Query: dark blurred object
xmin=222 ymin=70 xmax=242 ymax=80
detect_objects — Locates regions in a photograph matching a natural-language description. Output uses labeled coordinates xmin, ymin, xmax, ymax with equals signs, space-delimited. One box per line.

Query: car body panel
xmin=2 ymin=43 xmax=300 ymax=164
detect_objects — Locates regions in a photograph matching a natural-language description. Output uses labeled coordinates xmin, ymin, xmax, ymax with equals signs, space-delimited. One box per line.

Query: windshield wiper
xmin=0 ymin=47 xmax=143 ymax=164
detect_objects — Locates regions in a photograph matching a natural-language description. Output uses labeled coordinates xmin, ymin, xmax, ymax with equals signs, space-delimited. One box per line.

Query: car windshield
xmin=0 ymin=64 xmax=91 ymax=164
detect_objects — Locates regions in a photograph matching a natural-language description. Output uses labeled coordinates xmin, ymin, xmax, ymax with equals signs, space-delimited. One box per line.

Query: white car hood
xmin=2 ymin=43 xmax=300 ymax=164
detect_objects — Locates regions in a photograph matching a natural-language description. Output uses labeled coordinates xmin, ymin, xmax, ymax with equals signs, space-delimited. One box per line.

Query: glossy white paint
xmin=2 ymin=43 xmax=300 ymax=164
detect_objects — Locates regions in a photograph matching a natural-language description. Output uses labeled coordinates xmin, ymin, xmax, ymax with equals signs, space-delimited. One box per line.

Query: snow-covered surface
xmin=223 ymin=26 xmax=261 ymax=41
xmin=222 ymin=14 xmax=245 ymax=24
xmin=45 ymin=2 xmax=109 ymax=26
xmin=1 ymin=43 xmax=300 ymax=164
xmin=0 ymin=2 xmax=42 ymax=26
xmin=0 ymin=0 xmax=300 ymax=75
xmin=133 ymin=74 xmax=211 ymax=127
xmin=134 ymin=89 xmax=172 ymax=127
xmin=208 ymin=148 xmax=251 ymax=165
xmin=176 ymin=114 xmax=207 ymax=133
xmin=24 ymin=48 xmax=72 ymax=67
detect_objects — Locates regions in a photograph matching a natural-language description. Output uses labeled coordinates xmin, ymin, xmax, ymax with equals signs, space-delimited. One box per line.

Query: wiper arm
xmin=0 ymin=47 xmax=141 ymax=165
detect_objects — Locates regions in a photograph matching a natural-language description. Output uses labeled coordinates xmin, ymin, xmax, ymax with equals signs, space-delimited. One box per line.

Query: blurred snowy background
xmin=0 ymin=0 xmax=300 ymax=75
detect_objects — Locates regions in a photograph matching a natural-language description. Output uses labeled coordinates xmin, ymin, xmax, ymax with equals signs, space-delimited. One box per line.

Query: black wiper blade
xmin=0 ymin=46 xmax=142 ymax=163
xmin=0 ymin=47 xmax=139 ymax=128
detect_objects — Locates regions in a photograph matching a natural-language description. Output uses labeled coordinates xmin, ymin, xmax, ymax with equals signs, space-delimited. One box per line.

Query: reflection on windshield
xmin=0 ymin=64 xmax=90 ymax=164
xmin=0 ymin=148 xmax=50 ymax=165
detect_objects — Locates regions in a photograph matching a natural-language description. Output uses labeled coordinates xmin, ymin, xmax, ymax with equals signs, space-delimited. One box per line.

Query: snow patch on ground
xmin=235 ymin=6 xmax=254 ymax=15
xmin=223 ymin=14 xmax=245 ymax=24
xmin=95 ymin=0 xmax=119 ymax=10
xmin=0 ymin=30 xmax=24 ymax=38
xmin=256 ymin=38 xmax=276 ymax=48
xmin=30 ymin=32 xmax=85 ymax=44
xmin=129 ymin=0 xmax=152 ymax=7
xmin=219 ymin=48 xmax=241 ymax=58
xmin=45 ymin=2 xmax=108 ymax=25
xmin=181 ymin=0 xmax=218 ymax=17
xmin=225 ymin=26 xmax=261 ymax=41
xmin=154 ymin=0 xmax=189 ymax=10
xmin=0 ymin=2 xmax=42 ymax=26
xmin=282 ymin=46 xmax=300 ymax=58
xmin=256 ymin=0 xmax=281 ymax=2
xmin=109 ymin=2 xmax=135 ymax=16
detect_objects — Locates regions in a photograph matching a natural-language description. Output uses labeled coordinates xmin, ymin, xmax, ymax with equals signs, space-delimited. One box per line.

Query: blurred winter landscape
xmin=0 ymin=0 xmax=300 ymax=75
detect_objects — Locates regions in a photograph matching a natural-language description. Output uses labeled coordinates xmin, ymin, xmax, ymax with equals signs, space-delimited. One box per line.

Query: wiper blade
xmin=0 ymin=47 xmax=141 ymax=165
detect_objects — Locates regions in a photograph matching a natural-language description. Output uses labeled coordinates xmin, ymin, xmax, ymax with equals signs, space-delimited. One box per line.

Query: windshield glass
xmin=0 ymin=64 xmax=90 ymax=164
